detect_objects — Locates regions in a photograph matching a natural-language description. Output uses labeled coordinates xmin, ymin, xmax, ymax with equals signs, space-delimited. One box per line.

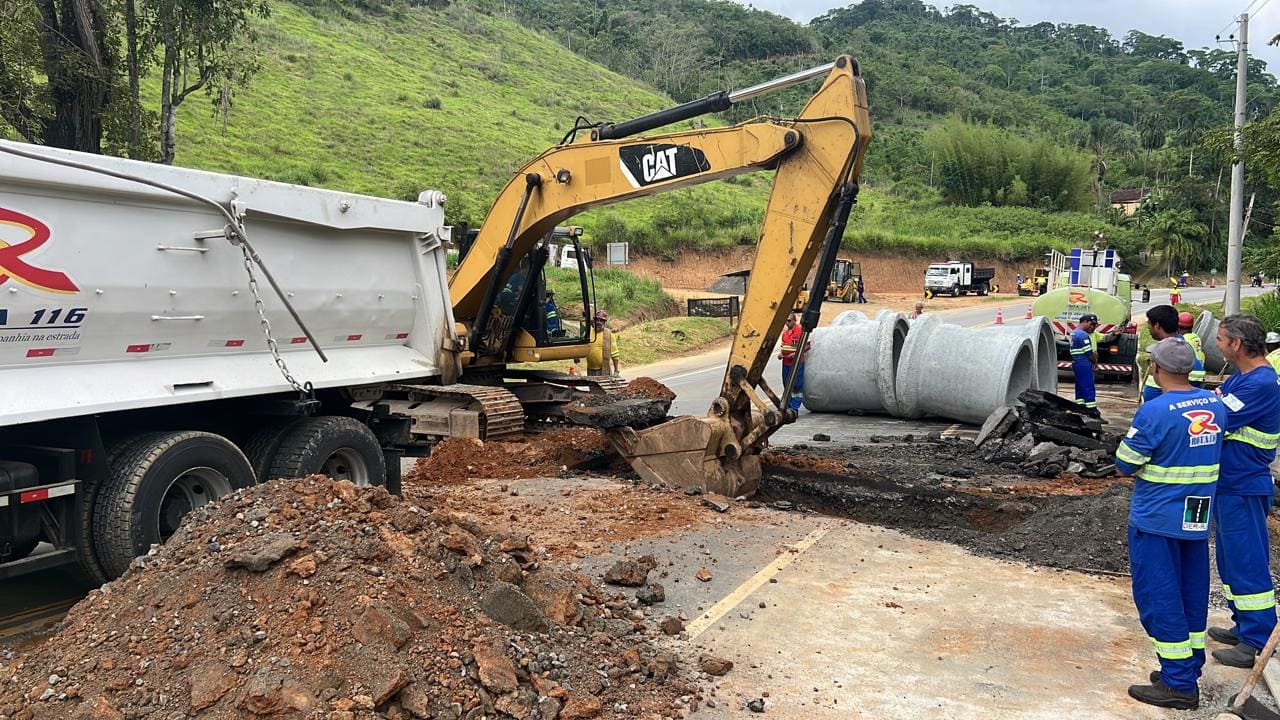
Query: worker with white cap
xmin=1117 ymin=337 xmax=1224 ymax=709
xmin=1265 ymin=331 xmax=1280 ymax=371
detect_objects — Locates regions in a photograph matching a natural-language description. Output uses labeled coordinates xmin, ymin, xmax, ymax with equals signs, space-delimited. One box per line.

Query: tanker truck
xmin=1031 ymin=248 xmax=1139 ymax=381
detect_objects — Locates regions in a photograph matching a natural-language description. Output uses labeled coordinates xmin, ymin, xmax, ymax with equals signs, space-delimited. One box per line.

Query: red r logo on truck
xmin=0 ymin=208 xmax=79 ymax=293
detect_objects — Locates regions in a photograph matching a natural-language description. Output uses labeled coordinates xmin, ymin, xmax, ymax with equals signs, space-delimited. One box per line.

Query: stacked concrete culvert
xmin=979 ymin=317 xmax=1058 ymax=393
xmin=1193 ymin=311 xmax=1230 ymax=374
xmin=896 ymin=315 xmax=1036 ymax=424
xmin=802 ymin=311 xmax=909 ymax=415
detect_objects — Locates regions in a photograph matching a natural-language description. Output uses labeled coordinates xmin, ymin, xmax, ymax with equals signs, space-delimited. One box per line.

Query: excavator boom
xmin=450 ymin=57 xmax=871 ymax=496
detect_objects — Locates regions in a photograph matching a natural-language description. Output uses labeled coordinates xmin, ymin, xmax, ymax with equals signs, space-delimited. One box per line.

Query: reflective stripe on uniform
xmin=1226 ymin=426 xmax=1280 ymax=450
xmin=1116 ymin=441 xmax=1151 ymax=466
xmin=1136 ymin=463 xmax=1219 ymax=484
xmin=1225 ymin=587 xmax=1276 ymax=612
xmin=1070 ymin=347 xmax=1091 ymax=356
xmin=1149 ymin=636 xmax=1193 ymax=660
xmin=1189 ymin=631 xmax=1206 ymax=650
xmin=1075 ymin=399 xmax=1097 ymax=408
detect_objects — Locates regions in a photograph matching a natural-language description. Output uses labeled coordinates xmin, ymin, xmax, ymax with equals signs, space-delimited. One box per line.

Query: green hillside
xmin=481 ymin=0 xmax=1280 ymax=268
xmin=162 ymin=2 xmax=767 ymax=232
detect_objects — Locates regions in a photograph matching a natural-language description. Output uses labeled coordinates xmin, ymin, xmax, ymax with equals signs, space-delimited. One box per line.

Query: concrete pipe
xmin=802 ymin=311 xmax=910 ymax=415
xmin=1193 ymin=311 xmax=1230 ymax=374
xmin=830 ymin=310 xmax=868 ymax=327
xmin=897 ymin=315 xmax=1037 ymax=424
xmin=979 ymin=317 xmax=1058 ymax=393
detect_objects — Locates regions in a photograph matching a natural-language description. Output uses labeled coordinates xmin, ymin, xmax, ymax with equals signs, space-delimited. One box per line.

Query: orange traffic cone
xmin=1025 ymin=305 xmax=1033 ymax=320
xmin=995 ymin=307 xmax=1004 ymax=325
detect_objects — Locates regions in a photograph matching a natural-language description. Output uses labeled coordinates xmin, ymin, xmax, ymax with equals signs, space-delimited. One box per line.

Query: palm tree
xmin=1146 ymin=209 xmax=1208 ymax=276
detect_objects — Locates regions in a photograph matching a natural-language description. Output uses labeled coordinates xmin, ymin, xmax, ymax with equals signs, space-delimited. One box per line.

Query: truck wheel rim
xmin=322 ymin=448 xmax=370 ymax=486
xmin=159 ymin=467 xmax=233 ymax=540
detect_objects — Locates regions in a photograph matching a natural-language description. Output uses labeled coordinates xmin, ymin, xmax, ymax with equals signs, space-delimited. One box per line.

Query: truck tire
xmin=266 ymin=416 xmax=385 ymax=488
xmin=1117 ymin=332 xmax=1139 ymax=364
xmin=951 ymin=286 xmax=960 ymax=298
xmin=74 ymin=434 xmax=154 ymax=587
xmin=94 ymin=432 xmax=254 ymax=579
xmin=976 ymin=283 xmax=988 ymax=297
xmin=242 ymin=420 xmax=300 ymax=483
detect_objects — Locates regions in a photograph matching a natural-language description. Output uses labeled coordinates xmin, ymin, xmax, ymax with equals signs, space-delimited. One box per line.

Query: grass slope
xmin=167 ymin=2 xmax=765 ymax=228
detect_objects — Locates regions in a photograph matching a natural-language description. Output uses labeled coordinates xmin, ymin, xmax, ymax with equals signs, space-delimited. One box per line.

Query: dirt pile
xmin=622 ymin=378 xmax=676 ymax=402
xmin=0 ymin=478 xmax=695 ymax=719
xmin=405 ymin=429 xmax=614 ymax=485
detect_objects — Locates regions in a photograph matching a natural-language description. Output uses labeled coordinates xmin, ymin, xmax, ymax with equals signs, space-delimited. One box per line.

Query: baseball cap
xmin=1267 ymin=331 xmax=1280 ymax=345
xmin=1146 ymin=337 xmax=1196 ymax=374
xmin=1079 ymin=313 xmax=1099 ymax=324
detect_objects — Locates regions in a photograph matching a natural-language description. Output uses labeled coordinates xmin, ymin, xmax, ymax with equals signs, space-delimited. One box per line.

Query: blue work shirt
xmin=1116 ymin=388 xmax=1224 ymax=539
xmin=1217 ymin=364 xmax=1280 ymax=496
xmin=1070 ymin=327 xmax=1095 ymax=365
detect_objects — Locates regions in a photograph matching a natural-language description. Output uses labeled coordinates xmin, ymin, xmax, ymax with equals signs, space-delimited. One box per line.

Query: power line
xmin=1218 ymin=0 xmax=1265 ymax=40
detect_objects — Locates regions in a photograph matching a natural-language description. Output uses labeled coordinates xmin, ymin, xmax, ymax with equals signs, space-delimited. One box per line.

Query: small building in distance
xmin=1109 ymin=187 xmax=1150 ymax=217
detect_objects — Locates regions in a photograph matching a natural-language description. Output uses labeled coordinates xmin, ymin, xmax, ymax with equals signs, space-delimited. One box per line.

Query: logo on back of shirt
xmin=1182 ymin=409 xmax=1221 ymax=447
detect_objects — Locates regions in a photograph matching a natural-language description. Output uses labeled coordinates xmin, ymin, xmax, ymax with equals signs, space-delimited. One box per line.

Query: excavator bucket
xmin=604 ymin=415 xmax=761 ymax=498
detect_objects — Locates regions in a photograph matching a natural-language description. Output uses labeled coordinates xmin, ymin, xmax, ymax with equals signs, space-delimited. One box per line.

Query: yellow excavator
xmin=446 ymin=56 xmax=871 ymax=496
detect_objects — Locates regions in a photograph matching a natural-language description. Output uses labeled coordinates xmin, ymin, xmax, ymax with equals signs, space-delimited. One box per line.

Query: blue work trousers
xmin=1214 ymin=493 xmax=1278 ymax=650
xmin=1129 ymin=526 xmax=1209 ymax=693
xmin=1073 ymin=360 xmax=1096 ymax=409
xmin=781 ymin=362 xmax=804 ymax=411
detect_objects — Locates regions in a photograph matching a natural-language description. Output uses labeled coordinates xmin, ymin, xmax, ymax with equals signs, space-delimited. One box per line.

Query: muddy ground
xmin=761 ymin=439 xmax=1136 ymax=574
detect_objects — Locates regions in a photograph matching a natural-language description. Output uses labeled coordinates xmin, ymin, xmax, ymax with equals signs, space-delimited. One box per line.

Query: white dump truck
xmin=0 ymin=140 xmax=471 ymax=583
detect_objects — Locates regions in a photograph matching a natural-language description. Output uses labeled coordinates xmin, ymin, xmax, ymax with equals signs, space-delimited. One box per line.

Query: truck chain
xmin=239 ymin=244 xmax=309 ymax=396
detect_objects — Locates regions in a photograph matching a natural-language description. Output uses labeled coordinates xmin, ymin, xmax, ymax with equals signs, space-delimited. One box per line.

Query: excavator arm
xmin=451 ymin=57 xmax=871 ymax=496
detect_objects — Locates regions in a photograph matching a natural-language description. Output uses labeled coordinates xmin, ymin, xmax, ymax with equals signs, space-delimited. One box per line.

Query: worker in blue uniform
xmin=1070 ymin=313 xmax=1100 ymax=411
xmin=544 ymin=290 xmax=563 ymax=338
xmin=1207 ymin=314 xmax=1280 ymax=668
xmin=1142 ymin=305 xmax=1204 ymax=403
xmin=1117 ymin=338 xmax=1224 ymax=710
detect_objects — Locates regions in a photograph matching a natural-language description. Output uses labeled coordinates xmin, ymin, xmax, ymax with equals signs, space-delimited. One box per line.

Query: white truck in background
xmin=923 ymin=260 xmax=997 ymax=298
xmin=0 ymin=140 xmax=473 ymax=584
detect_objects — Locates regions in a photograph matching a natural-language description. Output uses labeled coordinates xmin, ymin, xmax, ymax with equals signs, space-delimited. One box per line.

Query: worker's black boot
xmin=1213 ymin=642 xmax=1261 ymax=669
xmin=1208 ymin=626 xmax=1240 ymax=645
xmin=1127 ymin=680 xmax=1199 ymax=710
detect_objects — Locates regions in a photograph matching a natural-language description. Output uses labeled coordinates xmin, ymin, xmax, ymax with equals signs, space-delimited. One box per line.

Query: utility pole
xmin=1226 ymin=13 xmax=1248 ymax=315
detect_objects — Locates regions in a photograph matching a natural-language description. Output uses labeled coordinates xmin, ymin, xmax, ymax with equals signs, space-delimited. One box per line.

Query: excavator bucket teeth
xmin=606 ymin=416 xmax=761 ymax=498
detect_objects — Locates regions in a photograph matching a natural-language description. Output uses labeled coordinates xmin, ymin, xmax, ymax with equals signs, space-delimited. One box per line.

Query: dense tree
xmin=1146 ymin=209 xmax=1207 ymax=275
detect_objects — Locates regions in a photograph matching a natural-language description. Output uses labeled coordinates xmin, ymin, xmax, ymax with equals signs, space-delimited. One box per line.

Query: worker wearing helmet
xmin=1143 ymin=306 xmax=1205 ymax=402
xmin=1117 ymin=338 xmax=1224 ymax=710
xmin=1179 ymin=312 xmax=1206 ymax=383
xmin=545 ymin=290 xmax=562 ymax=338
xmin=576 ymin=310 xmax=620 ymax=376
xmin=1070 ymin=314 xmax=1100 ymax=411
xmin=1266 ymin=332 xmax=1280 ymax=371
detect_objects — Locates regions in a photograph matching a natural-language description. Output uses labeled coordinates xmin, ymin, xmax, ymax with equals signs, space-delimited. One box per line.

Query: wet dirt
xmin=0 ymin=477 xmax=695 ymax=719
xmin=623 ymin=378 xmax=677 ymax=402
xmin=404 ymin=428 xmax=615 ymax=485
xmin=759 ymin=439 xmax=1138 ymax=574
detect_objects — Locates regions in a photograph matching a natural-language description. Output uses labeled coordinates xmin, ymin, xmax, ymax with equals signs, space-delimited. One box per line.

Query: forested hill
xmin=478 ymin=0 xmax=1280 ymax=269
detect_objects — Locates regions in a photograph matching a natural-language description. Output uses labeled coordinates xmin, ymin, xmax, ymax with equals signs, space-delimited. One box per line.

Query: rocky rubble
xmin=0 ymin=477 xmax=698 ymax=719
xmin=974 ymin=390 xmax=1121 ymax=478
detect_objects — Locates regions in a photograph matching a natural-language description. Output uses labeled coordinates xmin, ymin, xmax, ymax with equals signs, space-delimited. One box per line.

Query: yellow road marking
xmin=685 ymin=524 xmax=832 ymax=640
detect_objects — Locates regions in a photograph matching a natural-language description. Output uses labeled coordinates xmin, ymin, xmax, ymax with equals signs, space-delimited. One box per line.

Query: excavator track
xmin=388 ymin=383 xmax=526 ymax=439
xmin=499 ymin=370 xmax=632 ymax=424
